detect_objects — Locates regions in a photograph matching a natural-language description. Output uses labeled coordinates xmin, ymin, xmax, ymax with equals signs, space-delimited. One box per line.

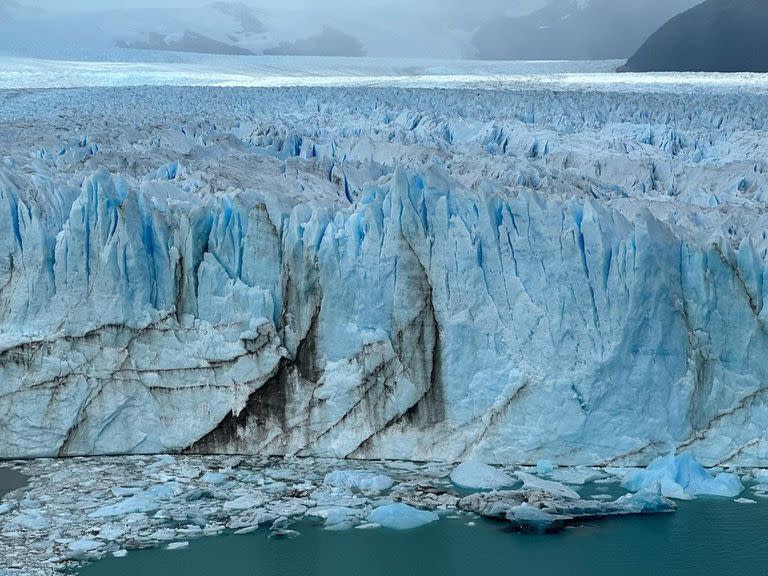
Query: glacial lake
xmin=80 ymin=496 xmax=765 ymax=576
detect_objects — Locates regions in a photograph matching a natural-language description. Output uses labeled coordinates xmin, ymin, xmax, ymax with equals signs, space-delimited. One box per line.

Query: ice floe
xmin=366 ymin=504 xmax=440 ymax=530
xmin=622 ymin=453 xmax=744 ymax=500
xmin=323 ymin=470 xmax=395 ymax=493
xmin=449 ymin=462 xmax=515 ymax=490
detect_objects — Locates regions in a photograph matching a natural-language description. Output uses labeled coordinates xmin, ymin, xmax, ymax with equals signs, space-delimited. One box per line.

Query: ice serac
xmin=2 ymin=85 xmax=768 ymax=466
xmin=622 ymin=453 xmax=744 ymax=499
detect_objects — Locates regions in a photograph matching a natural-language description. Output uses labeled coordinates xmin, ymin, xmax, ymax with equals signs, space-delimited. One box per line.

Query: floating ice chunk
xmin=547 ymin=466 xmax=607 ymax=485
xmin=90 ymin=482 xmax=183 ymax=518
xmin=516 ymin=472 xmax=580 ymax=500
xmin=90 ymin=496 xmax=155 ymax=518
xmin=324 ymin=470 xmax=394 ymax=492
xmin=449 ymin=461 xmax=515 ymax=490
xmin=8 ymin=510 xmax=50 ymax=530
xmin=146 ymin=455 xmax=176 ymax=471
xmin=507 ymin=503 xmax=572 ymax=531
xmin=735 ymin=498 xmax=757 ymax=504
xmin=97 ymin=524 xmax=127 ymax=541
xmin=306 ymin=506 xmax=362 ymax=528
xmin=0 ymin=502 xmax=16 ymax=515
xmin=166 ymin=541 xmax=189 ymax=550
xmin=67 ymin=539 xmax=102 ymax=559
xmin=610 ymin=487 xmax=677 ymax=514
xmin=110 ymin=487 xmax=143 ymax=497
xmin=113 ymin=550 xmax=128 ymax=558
xmin=622 ymin=453 xmax=743 ymax=499
xmin=536 ymin=460 xmax=554 ymax=475
xmin=366 ymin=503 xmax=439 ymax=530
xmin=752 ymin=470 xmax=768 ymax=484
xmin=234 ymin=526 xmax=260 ymax=535
xmin=269 ymin=529 xmax=300 ymax=539
xmin=223 ymin=494 xmax=266 ymax=510
xmin=201 ymin=472 xmax=228 ymax=485
xmin=145 ymin=482 xmax=184 ymax=499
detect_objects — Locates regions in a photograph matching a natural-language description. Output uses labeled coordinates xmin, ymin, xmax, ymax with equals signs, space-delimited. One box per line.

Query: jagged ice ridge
xmin=2 ymin=85 xmax=768 ymax=466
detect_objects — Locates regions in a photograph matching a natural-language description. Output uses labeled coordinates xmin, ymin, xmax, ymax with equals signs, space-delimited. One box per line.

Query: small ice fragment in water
xmin=516 ymin=471 xmax=580 ymax=500
xmin=223 ymin=494 xmax=266 ymax=510
xmin=355 ymin=523 xmax=380 ymax=530
xmin=547 ymin=467 xmax=607 ymax=485
xmin=269 ymin=529 xmax=300 ymax=539
xmin=67 ymin=539 xmax=103 ymax=559
xmin=366 ymin=503 xmax=439 ymax=530
xmin=166 ymin=541 xmax=189 ymax=550
xmin=201 ymin=472 xmax=228 ymax=485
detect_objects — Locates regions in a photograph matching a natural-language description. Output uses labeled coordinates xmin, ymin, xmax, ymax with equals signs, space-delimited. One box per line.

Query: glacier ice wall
xmin=2 ymin=86 xmax=768 ymax=466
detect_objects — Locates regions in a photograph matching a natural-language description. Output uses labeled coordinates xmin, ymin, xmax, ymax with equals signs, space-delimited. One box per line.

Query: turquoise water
xmin=0 ymin=468 xmax=26 ymax=499
xmin=80 ymin=497 xmax=767 ymax=576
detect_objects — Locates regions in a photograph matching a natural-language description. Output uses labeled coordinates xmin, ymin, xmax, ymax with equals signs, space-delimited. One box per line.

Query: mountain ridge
xmin=473 ymin=0 xmax=700 ymax=60
xmin=620 ymin=0 xmax=768 ymax=72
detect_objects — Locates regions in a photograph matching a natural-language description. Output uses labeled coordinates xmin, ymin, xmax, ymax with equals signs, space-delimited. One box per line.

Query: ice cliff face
xmin=2 ymin=85 xmax=768 ymax=466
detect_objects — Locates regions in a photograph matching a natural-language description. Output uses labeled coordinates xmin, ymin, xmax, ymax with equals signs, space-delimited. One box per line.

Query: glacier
xmin=2 ymin=83 xmax=768 ymax=467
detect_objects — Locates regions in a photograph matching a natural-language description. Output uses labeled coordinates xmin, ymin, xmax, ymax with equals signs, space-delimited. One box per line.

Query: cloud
xmin=2 ymin=0 xmax=549 ymax=59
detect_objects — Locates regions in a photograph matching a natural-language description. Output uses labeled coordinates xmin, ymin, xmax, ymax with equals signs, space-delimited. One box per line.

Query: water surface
xmin=80 ymin=497 xmax=766 ymax=576
xmin=0 ymin=467 xmax=26 ymax=499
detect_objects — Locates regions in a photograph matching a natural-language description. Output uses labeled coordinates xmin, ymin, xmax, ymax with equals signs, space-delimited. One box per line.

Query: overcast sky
xmin=4 ymin=0 xmax=702 ymax=60
xmin=18 ymin=0 xmax=544 ymax=12
xmin=2 ymin=0 xmax=549 ymax=58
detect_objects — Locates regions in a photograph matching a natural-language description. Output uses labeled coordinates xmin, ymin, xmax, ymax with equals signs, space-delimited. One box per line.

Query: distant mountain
xmin=0 ymin=2 xmax=270 ymax=58
xmin=115 ymin=2 xmax=267 ymax=55
xmin=620 ymin=0 xmax=768 ymax=72
xmin=118 ymin=31 xmax=254 ymax=56
xmin=263 ymin=27 xmax=365 ymax=57
xmin=473 ymin=0 xmax=700 ymax=60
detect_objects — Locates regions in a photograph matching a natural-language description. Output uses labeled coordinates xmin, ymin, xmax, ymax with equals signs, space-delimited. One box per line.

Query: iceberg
xmin=449 ymin=461 xmax=515 ymax=490
xmin=366 ymin=503 xmax=439 ymax=530
xmin=622 ymin=453 xmax=744 ymax=499
xmin=459 ymin=487 xmax=675 ymax=533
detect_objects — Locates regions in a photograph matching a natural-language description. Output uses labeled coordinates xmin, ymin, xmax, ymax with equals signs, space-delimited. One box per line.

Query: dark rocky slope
xmin=473 ymin=0 xmax=698 ymax=61
xmin=621 ymin=0 xmax=768 ymax=72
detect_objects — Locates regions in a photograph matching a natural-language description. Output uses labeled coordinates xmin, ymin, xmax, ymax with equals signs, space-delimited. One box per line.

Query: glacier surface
xmin=2 ymin=83 xmax=768 ymax=466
